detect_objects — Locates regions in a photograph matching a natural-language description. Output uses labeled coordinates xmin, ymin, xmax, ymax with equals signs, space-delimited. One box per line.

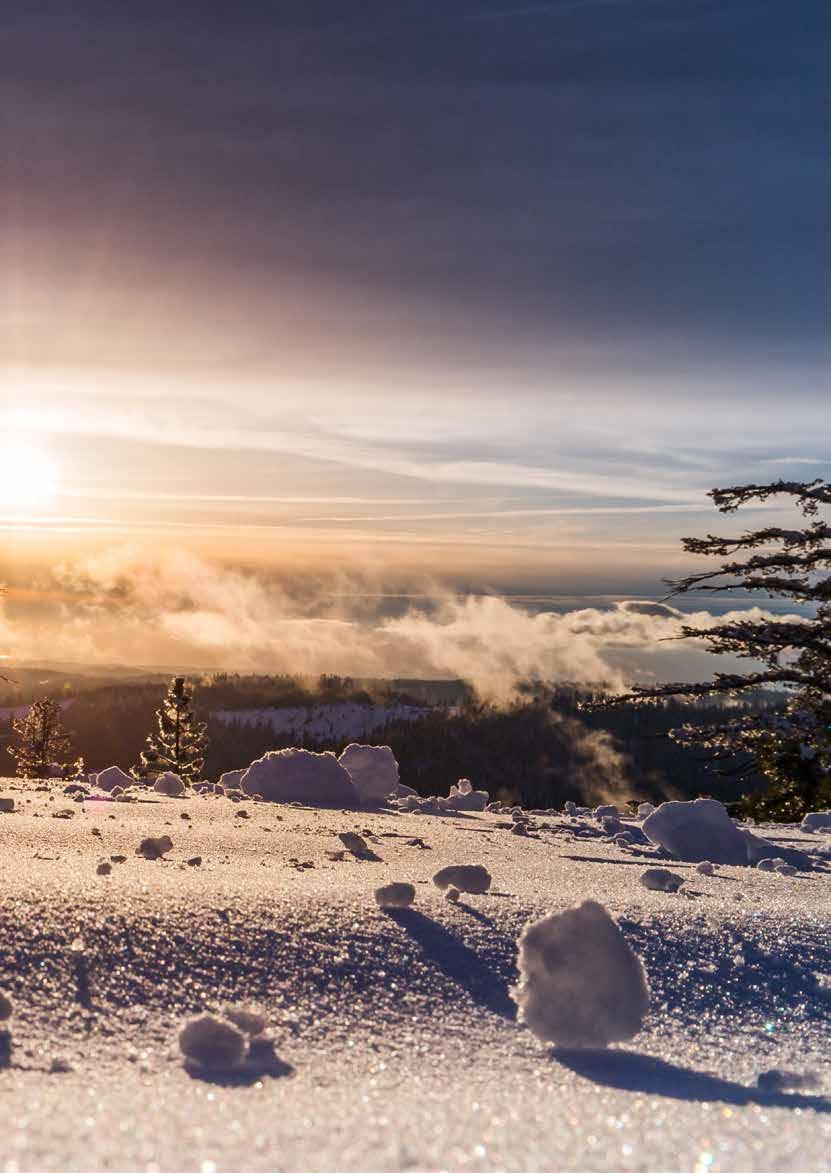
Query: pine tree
xmin=136 ymin=676 xmax=208 ymax=785
xmin=10 ymin=697 xmax=74 ymax=778
xmin=590 ymin=479 xmax=831 ymax=820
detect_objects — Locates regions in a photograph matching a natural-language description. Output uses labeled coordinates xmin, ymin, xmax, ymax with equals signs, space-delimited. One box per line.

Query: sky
xmin=1 ymin=1 xmax=829 ymax=671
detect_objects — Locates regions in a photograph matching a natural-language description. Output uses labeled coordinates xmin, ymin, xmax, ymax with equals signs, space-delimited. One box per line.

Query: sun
xmin=0 ymin=440 xmax=59 ymax=510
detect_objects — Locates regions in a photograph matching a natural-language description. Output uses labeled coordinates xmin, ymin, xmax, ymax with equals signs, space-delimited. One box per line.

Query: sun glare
xmin=0 ymin=441 xmax=59 ymax=510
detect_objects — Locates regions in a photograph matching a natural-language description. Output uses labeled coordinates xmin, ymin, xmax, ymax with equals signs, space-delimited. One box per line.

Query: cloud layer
xmin=0 ymin=547 xmax=800 ymax=701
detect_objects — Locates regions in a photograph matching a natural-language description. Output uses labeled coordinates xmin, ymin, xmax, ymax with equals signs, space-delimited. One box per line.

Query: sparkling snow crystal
xmin=241 ymin=748 xmax=358 ymax=806
xmin=512 ymin=901 xmax=649 ymax=1048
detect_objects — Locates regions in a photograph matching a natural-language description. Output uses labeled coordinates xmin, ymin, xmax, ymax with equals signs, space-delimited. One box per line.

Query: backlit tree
xmin=136 ymin=676 xmax=208 ymax=785
xmin=10 ymin=697 xmax=74 ymax=778
xmin=590 ymin=479 xmax=831 ymax=820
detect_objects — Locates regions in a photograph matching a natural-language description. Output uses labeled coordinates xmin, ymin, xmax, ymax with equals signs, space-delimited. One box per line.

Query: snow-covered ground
xmin=212 ymin=701 xmax=431 ymax=740
xmin=0 ymin=780 xmax=828 ymax=1172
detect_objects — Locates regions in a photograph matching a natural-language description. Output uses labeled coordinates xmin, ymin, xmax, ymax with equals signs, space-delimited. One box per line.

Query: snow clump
xmin=95 ymin=766 xmax=134 ymax=793
xmin=179 ymin=1013 xmax=248 ymax=1071
xmin=136 ymin=835 xmax=174 ymax=860
xmin=153 ymin=772 xmax=185 ymax=797
xmin=637 ymin=803 xmax=655 ymax=819
xmin=432 ymin=864 xmax=492 ymax=894
xmin=439 ymin=779 xmax=489 ymax=812
xmin=241 ymin=749 xmax=358 ymax=806
xmin=338 ymin=744 xmax=399 ymax=804
xmin=512 ymin=900 xmax=649 ymax=1048
xmin=640 ymin=867 xmax=685 ymax=893
xmin=801 ymin=810 xmax=831 ymax=833
xmin=374 ymin=881 xmax=416 ymax=909
xmin=644 ymin=798 xmax=751 ymax=865
xmin=219 ymin=769 xmax=246 ymax=791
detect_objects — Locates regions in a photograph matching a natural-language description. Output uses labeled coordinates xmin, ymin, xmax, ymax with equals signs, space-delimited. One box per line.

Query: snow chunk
xmin=339 ymin=832 xmax=370 ymax=856
xmin=374 ymin=881 xmax=416 ymax=909
xmin=512 ymin=900 xmax=649 ymax=1048
xmin=801 ymin=810 xmax=831 ymax=834
xmin=153 ymin=772 xmax=185 ymax=797
xmin=643 ymin=798 xmax=748 ymax=865
xmin=439 ymin=780 xmax=489 ymax=812
xmin=594 ymin=804 xmax=620 ymax=822
xmin=640 ymin=867 xmax=685 ymax=892
xmin=756 ymin=857 xmax=781 ymax=872
xmin=432 ymin=864 xmax=492 ymax=894
xmin=95 ymin=766 xmax=133 ymax=793
xmin=240 ymin=749 xmax=358 ymax=806
xmin=338 ymin=744 xmax=399 ymax=804
xmin=637 ymin=802 xmax=655 ymax=819
xmin=223 ymin=1004 xmax=269 ymax=1036
xmin=179 ymin=1013 xmax=248 ymax=1071
xmin=219 ymin=769 xmax=246 ymax=791
xmin=136 ymin=835 xmax=174 ymax=860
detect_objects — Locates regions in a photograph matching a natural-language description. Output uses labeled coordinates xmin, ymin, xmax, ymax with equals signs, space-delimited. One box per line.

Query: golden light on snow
xmin=0 ymin=439 xmax=59 ymax=511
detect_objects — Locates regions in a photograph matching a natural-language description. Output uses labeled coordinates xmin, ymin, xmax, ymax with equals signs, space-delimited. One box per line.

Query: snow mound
xmin=643 ymin=798 xmax=749 ymax=864
xmin=240 ymin=749 xmax=358 ymax=806
xmin=374 ymin=881 xmax=416 ymax=909
xmin=439 ymin=779 xmax=489 ymax=812
xmin=432 ymin=864 xmax=492 ymax=894
xmin=179 ymin=1013 xmax=248 ymax=1071
xmin=511 ymin=900 xmax=649 ymax=1048
xmin=640 ymin=867 xmax=685 ymax=892
xmin=95 ymin=766 xmax=133 ymax=793
xmin=338 ymin=744 xmax=399 ymax=804
xmin=801 ymin=810 xmax=831 ymax=834
xmin=153 ymin=772 xmax=185 ymax=797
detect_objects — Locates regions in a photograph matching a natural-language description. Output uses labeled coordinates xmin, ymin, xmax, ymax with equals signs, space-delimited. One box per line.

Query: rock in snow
xmin=432 ymin=864 xmax=492 ymax=894
xmin=640 ymin=867 xmax=685 ymax=893
xmin=153 ymin=772 xmax=186 ymax=797
xmin=95 ymin=765 xmax=134 ymax=793
xmin=512 ymin=901 xmax=649 ymax=1048
xmin=179 ymin=1013 xmax=248 ymax=1071
xmin=240 ymin=749 xmax=358 ymax=806
xmin=374 ymin=881 xmax=416 ymax=908
xmin=338 ymin=744 xmax=399 ymax=804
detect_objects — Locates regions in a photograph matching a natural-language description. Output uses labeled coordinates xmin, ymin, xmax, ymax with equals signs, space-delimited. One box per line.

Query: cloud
xmin=0 ymin=547 xmax=803 ymax=702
